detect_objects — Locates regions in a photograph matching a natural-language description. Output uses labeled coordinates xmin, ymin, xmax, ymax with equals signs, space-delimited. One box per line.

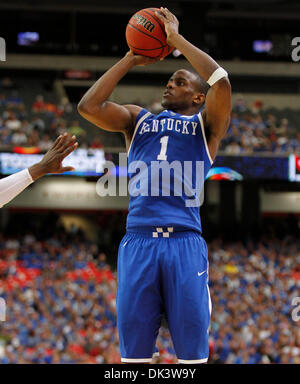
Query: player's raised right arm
xmin=77 ymin=52 xmax=158 ymax=134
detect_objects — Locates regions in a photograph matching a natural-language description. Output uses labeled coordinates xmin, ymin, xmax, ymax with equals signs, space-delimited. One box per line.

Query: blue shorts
xmin=116 ymin=228 xmax=212 ymax=364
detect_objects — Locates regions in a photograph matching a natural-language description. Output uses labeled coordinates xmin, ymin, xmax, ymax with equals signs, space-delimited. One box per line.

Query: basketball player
xmin=78 ymin=7 xmax=231 ymax=363
xmin=0 ymin=133 xmax=78 ymax=208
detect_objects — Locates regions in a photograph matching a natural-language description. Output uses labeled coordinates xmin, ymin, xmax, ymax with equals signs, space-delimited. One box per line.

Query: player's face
xmin=161 ymin=70 xmax=200 ymax=112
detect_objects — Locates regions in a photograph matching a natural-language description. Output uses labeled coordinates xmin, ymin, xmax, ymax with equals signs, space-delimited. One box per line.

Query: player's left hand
xmin=125 ymin=50 xmax=163 ymax=66
xmin=29 ymin=133 xmax=78 ymax=180
xmin=155 ymin=7 xmax=179 ymax=46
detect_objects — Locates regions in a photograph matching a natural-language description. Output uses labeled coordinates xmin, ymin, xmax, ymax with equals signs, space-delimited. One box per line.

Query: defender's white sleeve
xmin=0 ymin=169 xmax=34 ymax=208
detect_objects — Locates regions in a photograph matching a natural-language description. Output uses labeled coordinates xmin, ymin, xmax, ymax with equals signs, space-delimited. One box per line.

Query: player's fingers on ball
xmin=147 ymin=56 xmax=158 ymax=63
xmin=165 ymin=8 xmax=175 ymax=20
xmin=155 ymin=10 xmax=165 ymax=20
xmin=171 ymin=12 xmax=178 ymax=22
xmin=159 ymin=8 xmax=167 ymax=16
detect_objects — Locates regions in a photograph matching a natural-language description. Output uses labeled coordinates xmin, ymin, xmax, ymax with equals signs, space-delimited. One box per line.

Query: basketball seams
xmin=128 ymin=43 xmax=168 ymax=51
xmin=146 ymin=8 xmax=174 ymax=58
xmin=137 ymin=9 xmax=168 ymax=59
xmin=127 ymin=23 xmax=164 ymax=47
xmin=143 ymin=9 xmax=167 ymax=39
xmin=126 ymin=8 xmax=172 ymax=59
xmin=159 ymin=44 xmax=164 ymax=59
xmin=128 ymin=44 xmax=161 ymax=58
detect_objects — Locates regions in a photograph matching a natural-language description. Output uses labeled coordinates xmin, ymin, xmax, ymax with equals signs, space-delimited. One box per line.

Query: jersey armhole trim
xmin=127 ymin=110 xmax=152 ymax=157
xmin=197 ymin=112 xmax=213 ymax=165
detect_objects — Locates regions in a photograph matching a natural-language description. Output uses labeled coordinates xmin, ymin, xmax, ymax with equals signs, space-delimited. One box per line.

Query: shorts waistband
xmin=126 ymin=226 xmax=201 ymax=239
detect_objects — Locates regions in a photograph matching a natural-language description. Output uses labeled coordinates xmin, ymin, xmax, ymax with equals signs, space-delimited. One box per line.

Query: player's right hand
xmin=155 ymin=8 xmax=179 ymax=47
xmin=125 ymin=50 xmax=163 ymax=66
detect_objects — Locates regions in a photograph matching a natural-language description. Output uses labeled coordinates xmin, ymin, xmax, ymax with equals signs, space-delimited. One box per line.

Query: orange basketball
xmin=126 ymin=8 xmax=174 ymax=59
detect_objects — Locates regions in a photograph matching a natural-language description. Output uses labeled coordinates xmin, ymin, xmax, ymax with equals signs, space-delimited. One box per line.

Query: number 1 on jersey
xmin=157 ymin=136 xmax=169 ymax=161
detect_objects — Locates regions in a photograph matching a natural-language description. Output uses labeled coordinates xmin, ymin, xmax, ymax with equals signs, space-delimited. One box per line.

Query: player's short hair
xmin=188 ymin=70 xmax=210 ymax=96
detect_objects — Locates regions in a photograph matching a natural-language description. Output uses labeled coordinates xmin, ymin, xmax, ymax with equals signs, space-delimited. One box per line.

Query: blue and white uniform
xmin=117 ymin=108 xmax=213 ymax=363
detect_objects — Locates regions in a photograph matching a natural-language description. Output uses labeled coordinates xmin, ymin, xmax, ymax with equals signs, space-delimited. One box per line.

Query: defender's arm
xmin=0 ymin=133 xmax=77 ymax=208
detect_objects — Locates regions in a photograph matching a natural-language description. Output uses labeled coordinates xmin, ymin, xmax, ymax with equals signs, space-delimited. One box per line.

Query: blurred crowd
xmin=0 ymin=231 xmax=119 ymax=364
xmin=0 ymin=229 xmax=299 ymax=364
xmin=220 ymin=112 xmax=300 ymax=154
xmin=0 ymin=78 xmax=103 ymax=150
xmin=0 ymin=77 xmax=300 ymax=154
xmin=208 ymin=236 xmax=300 ymax=364
xmin=147 ymin=95 xmax=300 ymax=154
xmin=0 ymin=230 xmax=176 ymax=364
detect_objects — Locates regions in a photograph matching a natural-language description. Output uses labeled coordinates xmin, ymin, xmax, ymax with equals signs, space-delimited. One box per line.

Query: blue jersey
xmin=126 ymin=108 xmax=213 ymax=234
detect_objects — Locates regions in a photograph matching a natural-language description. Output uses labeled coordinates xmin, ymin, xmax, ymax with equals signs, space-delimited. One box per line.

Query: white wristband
xmin=207 ymin=67 xmax=228 ymax=86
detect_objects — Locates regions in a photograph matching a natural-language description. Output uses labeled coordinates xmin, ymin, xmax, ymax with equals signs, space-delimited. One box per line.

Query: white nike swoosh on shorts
xmin=197 ymin=271 xmax=206 ymax=277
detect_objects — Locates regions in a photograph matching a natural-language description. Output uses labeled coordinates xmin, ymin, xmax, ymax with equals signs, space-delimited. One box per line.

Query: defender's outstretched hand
xmin=0 ymin=133 xmax=78 ymax=208
xmin=29 ymin=133 xmax=78 ymax=180
xmin=155 ymin=7 xmax=179 ymax=46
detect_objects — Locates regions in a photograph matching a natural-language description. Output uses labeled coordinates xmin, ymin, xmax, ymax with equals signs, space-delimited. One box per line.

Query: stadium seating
xmin=1 ymin=77 xmax=299 ymax=154
xmin=0 ymin=228 xmax=299 ymax=364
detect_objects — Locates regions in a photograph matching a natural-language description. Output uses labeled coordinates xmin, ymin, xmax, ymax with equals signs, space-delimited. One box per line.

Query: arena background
xmin=0 ymin=0 xmax=299 ymax=364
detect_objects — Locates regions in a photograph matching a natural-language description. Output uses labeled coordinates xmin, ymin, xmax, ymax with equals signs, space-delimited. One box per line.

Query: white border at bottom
xmin=178 ymin=357 xmax=208 ymax=364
